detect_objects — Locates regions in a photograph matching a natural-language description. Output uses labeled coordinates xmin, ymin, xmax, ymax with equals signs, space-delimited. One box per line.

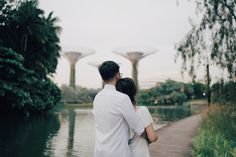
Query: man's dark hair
xmin=99 ymin=61 xmax=120 ymax=81
xmin=116 ymin=78 xmax=137 ymax=105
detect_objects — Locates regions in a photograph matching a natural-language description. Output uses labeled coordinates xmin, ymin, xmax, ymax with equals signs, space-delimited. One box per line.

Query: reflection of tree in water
xmin=66 ymin=110 xmax=76 ymax=157
xmin=149 ymin=106 xmax=192 ymax=122
xmin=0 ymin=114 xmax=60 ymax=157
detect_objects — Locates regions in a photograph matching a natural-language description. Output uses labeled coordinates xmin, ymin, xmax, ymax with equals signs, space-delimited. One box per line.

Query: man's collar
xmin=104 ymin=84 xmax=116 ymax=90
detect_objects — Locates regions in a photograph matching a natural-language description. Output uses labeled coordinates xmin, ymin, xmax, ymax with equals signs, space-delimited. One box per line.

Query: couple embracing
xmin=93 ymin=61 xmax=158 ymax=157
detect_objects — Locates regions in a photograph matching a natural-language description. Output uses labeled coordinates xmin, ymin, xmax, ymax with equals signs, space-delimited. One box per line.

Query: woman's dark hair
xmin=116 ymin=78 xmax=137 ymax=105
xmin=99 ymin=61 xmax=120 ymax=81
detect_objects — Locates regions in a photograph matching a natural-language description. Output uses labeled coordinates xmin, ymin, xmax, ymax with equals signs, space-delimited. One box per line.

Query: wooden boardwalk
xmin=150 ymin=114 xmax=202 ymax=157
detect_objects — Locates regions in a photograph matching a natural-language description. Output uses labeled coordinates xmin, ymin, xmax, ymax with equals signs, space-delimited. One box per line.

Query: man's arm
xmin=119 ymin=95 xmax=144 ymax=135
xmin=145 ymin=124 xmax=158 ymax=143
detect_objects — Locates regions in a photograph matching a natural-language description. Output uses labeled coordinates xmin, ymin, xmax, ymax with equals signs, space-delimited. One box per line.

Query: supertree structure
xmin=113 ymin=48 xmax=157 ymax=90
xmin=63 ymin=51 xmax=95 ymax=88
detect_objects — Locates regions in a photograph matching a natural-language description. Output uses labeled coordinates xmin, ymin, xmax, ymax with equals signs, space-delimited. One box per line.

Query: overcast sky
xmin=38 ymin=0 xmax=222 ymax=89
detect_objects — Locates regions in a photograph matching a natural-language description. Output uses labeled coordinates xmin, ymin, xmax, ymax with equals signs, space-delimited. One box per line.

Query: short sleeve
xmin=139 ymin=106 xmax=153 ymax=127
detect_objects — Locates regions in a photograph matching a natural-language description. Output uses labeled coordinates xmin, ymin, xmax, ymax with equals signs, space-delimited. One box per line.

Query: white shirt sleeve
xmin=139 ymin=106 xmax=153 ymax=127
xmin=119 ymin=94 xmax=144 ymax=136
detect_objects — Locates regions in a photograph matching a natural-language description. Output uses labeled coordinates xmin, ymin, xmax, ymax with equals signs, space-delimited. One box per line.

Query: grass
xmin=193 ymin=104 xmax=236 ymax=157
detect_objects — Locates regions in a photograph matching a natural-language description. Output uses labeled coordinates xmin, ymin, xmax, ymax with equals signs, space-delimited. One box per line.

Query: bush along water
xmin=0 ymin=48 xmax=61 ymax=116
xmin=136 ymin=79 xmax=206 ymax=106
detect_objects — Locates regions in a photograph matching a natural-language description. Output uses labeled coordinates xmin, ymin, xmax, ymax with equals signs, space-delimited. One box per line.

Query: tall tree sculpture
xmin=113 ymin=49 xmax=157 ymax=90
xmin=64 ymin=51 xmax=95 ymax=89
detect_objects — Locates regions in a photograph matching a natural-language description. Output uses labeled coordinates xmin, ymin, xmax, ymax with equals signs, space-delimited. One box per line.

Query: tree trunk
xmin=132 ymin=61 xmax=139 ymax=90
xmin=70 ymin=63 xmax=76 ymax=89
xmin=206 ymin=64 xmax=211 ymax=106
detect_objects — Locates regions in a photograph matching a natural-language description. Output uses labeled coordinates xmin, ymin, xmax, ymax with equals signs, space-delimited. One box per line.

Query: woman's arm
xmin=145 ymin=123 xmax=158 ymax=143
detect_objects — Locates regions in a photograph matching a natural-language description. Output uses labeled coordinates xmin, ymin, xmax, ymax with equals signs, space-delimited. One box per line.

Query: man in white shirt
xmin=93 ymin=61 xmax=145 ymax=157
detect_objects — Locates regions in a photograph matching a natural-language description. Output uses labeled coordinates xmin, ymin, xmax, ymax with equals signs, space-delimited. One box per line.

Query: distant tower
xmin=113 ymin=48 xmax=157 ymax=90
xmin=64 ymin=51 xmax=95 ymax=88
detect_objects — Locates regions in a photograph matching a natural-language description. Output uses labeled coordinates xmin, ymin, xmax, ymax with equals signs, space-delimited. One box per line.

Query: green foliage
xmin=0 ymin=0 xmax=61 ymax=78
xmin=211 ymin=81 xmax=236 ymax=104
xmin=0 ymin=0 xmax=61 ymax=116
xmin=136 ymin=90 xmax=153 ymax=105
xmin=0 ymin=47 xmax=33 ymax=112
xmin=136 ymin=80 xmax=204 ymax=106
xmin=193 ymin=82 xmax=207 ymax=99
xmin=0 ymin=47 xmax=61 ymax=115
xmin=177 ymin=0 xmax=236 ymax=79
xmin=193 ymin=81 xmax=236 ymax=156
xmin=29 ymin=78 xmax=61 ymax=112
xmin=61 ymin=85 xmax=99 ymax=104
xmin=193 ymin=105 xmax=236 ymax=157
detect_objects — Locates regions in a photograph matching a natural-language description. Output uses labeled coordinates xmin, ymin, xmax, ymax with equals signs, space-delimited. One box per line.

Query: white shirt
xmin=129 ymin=106 xmax=153 ymax=157
xmin=93 ymin=84 xmax=144 ymax=157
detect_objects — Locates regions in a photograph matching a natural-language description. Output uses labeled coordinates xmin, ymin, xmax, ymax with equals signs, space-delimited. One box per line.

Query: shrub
xmin=0 ymin=47 xmax=61 ymax=115
xmin=193 ymin=105 xmax=236 ymax=157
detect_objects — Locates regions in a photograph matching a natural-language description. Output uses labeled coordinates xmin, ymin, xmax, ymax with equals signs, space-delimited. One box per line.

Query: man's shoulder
xmin=94 ymin=89 xmax=128 ymax=99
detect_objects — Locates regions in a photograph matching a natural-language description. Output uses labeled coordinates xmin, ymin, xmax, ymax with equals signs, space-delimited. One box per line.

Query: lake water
xmin=0 ymin=105 xmax=195 ymax=157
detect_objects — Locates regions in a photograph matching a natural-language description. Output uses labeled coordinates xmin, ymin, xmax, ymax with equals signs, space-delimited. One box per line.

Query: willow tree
xmin=176 ymin=0 xmax=236 ymax=105
xmin=178 ymin=0 xmax=236 ymax=79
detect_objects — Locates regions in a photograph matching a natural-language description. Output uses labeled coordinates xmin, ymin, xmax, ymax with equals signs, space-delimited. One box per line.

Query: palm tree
xmin=0 ymin=0 xmax=62 ymax=114
xmin=1 ymin=0 xmax=61 ymax=78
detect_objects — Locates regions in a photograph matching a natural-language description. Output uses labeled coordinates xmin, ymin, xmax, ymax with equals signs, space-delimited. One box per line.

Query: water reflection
xmin=148 ymin=106 xmax=192 ymax=122
xmin=67 ymin=110 xmax=76 ymax=157
xmin=0 ymin=114 xmax=60 ymax=157
xmin=0 ymin=106 xmax=195 ymax=157
xmin=44 ymin=109 xmax=95 ymax=157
